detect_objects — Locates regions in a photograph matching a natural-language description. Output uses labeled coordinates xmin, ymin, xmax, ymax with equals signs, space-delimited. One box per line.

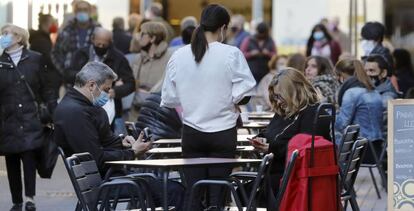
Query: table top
xmin=106 ymin=157 xmax=262 ymax=168
xmin=147 ymin=146 xmax=255 ymax=154
xmin=248 ymin=112 xmax=274 ymax=120
xmin=153 ymin=135 xmax=255 ymax=145
xmin=241 ymin=121 xmax=270 ymax=129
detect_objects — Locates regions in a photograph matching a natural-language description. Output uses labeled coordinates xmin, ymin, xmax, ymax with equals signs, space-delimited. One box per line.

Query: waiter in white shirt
xmin=161 ymin=4 xmax=256 ymax=210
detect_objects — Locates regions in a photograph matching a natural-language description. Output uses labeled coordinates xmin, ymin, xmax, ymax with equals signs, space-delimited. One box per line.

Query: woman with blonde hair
xmin=335 ymin=59 xmax=383 ymax=163
xmin=251 ymin=68 xmax=331 ymax=193
xmin=0 ymin=24 xmax=57 ymax=211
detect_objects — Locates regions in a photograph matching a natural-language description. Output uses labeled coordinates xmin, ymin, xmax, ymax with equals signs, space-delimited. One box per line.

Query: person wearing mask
xmin=169 ymin=16 xmax=197 ymax=47
xmin=67 ymin=27 xmax=135 ymax=135
xmin=335 ymin=59 xmax=384 ymax=163
xmin=161 ymin=4 xmax=256 ymax=210
xmin=250 ymin=68 xmax=331 ymax=195
xmin=393 ymin=49 xmax=414 ymax=97
xmin=364 ymin=55 xmax=398 ymax=109
xmin=51 ymin=0 xmax=98 ymax=87
xmin=29 ymin=14 xmax=61 ymax=96
xmin=0 ymin=24 xmax=57 ymax=211
xmin=144 ymin=2 xmax=175 ymax=42
xmin=240 ymin=22 xmax=277 ymax=83
xmin=227 ymin=14 xmax=250 ymax=48
xmin=306 ymin=23 xmax=342 ymax=64
xmin=360 ymin=22 xmax=394 ymax=71
xmin=304 ymin=56 xmax=339 ymax=104
xmin=252 ymin=54 xmax=288 ymax=111
xmin=112 ymin=17 xmax=132 ymax=54
xmin=54 ymin=62 xmax=184 ymax=210
xmin=132 ymin=21 xmax=173 ymax=106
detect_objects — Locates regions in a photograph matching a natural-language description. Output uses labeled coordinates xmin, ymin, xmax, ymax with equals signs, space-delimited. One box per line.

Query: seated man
xmin=54 ymin=61 xmax=183 ymax=210
xmin=364 ymin=54 xmax=398 ymax=109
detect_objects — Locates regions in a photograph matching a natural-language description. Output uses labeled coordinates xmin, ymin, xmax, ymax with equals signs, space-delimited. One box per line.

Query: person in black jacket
xmin=250 ymin=68 xmax=331 ymax=194
xmin=29 ymin=13 xmax=62 ymax=95
xmin=136 ymin=92 xmax=182 ymax=140
xmin=0 ymin=24 xmax=57 ymax=211
xmin=54 ymin=62 xmax=184 ymax=210
xmin=112 ymin=17 xmax=132 ymax=54
xmin=67 ymin=27 xmax=135 ymax=134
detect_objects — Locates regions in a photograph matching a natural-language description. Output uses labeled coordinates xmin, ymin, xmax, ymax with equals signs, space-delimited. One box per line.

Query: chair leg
xmin=349 ymin=195 xmax=360 ymax=211
xmin=343 ymin=199 xmax=349 ymax=211
xmin=368 ymin=167 xmax=381 ymax=199
xmin=75 ymin=201 xmax=82 ymax=211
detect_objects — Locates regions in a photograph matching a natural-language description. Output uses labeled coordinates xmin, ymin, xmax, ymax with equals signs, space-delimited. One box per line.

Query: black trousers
xmin=181 ymin=125 xmax=237 ymax=210
xmin=5 ymin=150 xmax=37 ymax=204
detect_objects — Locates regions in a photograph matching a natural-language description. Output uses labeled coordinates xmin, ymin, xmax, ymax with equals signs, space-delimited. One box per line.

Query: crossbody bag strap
xmin=14 ymin=65 xmax=38 ymax=103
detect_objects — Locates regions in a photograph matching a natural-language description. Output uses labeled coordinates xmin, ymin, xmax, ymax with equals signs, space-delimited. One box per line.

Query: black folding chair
xmin=274 ymin=150 xmax=299 ymax=210
xmin=360 ymin=140 xmax=387 ymax=199
xmin=308 ymin=103 xmax=340 ymax=211
xmin=341 ymin=138 xmax=368 ymax=211
xmin=186 ymin=153 xmax=275 ymax=211
xmin=337 ymin=125 xmax=360 ymax=172
xmin=61 ymin=151 xmax=151 ymax=211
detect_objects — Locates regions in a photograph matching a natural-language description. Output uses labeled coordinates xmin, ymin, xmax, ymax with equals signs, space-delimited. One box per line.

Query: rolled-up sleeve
xmin=161 ymin=55 xmax=180 ymax=108
xmin=228 ymin=49 xmax=256 ymax=104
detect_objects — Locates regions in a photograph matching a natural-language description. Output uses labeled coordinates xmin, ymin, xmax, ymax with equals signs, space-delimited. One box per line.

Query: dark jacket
xmin=258 ymin=104 xmax=331 ymax=190
xmin=136 ymin=93 xmax=182 ymax=140
xmin=0 ymin=49 xmax=57 ymax=155
xmin=54 ymin=88 xmax=134 ymax=175
xmin=113 ymin=28 xmax=132 ymax=54
xmin=29 ymin=29 xmax=62 ymax=90
xmin=67 ymin=46 xmax=135 ymax=117
xmin=240 ymin=36 xmax=277 ymax=83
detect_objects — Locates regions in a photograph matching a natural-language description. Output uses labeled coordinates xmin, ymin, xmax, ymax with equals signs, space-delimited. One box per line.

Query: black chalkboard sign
xmin=388 ymin=100 xmax=414 ymax=210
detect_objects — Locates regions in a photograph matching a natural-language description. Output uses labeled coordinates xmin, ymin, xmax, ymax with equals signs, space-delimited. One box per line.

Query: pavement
xmin=0 ymin=156 xmax=77 ymax=210
xmin=0 ymin=154 xmax=387 ymax=211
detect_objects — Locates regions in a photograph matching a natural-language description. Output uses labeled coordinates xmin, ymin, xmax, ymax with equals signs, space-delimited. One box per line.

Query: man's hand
xmin=122 ymin=136 xmax=135 ymax=147
xmin=131 ymin=132 xmax=152 ymax=156
xmin=108 ymin=88 xmax=115 ymax=99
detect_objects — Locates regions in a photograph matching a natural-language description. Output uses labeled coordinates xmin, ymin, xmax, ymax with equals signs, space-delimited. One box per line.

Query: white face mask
xmin=361 ymin=40 xmax=377 ymax=56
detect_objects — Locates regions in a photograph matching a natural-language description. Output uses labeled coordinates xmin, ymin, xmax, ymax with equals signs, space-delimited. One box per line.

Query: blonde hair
xmin=140 ymin=21 xmax=167 ymax=45
xmin=1 ymin=24 xmax=29 ymax=47
xmin=335 ymin=59 xmax=374 ymax=91
xmin=268 ymin=68 xmax=319 ymax=118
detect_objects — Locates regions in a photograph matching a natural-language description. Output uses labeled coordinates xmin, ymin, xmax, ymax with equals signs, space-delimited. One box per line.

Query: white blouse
xmin=161 ymin=42 xmax=256 ymax=132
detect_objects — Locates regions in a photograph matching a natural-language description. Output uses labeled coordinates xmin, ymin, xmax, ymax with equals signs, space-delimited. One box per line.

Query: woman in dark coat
xmin=0 ymin=24 xmax=56 ymax=211
xmin=250 ymin=68 xmax=331 ymax=194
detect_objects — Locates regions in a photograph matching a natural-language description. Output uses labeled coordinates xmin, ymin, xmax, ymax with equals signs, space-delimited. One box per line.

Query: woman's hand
xmin=249 ymin=137 xmax=269 ymax=153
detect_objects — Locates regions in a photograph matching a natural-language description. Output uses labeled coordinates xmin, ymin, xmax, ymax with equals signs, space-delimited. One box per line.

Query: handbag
xmin=15 ymin=66 xmax=58 ymax=178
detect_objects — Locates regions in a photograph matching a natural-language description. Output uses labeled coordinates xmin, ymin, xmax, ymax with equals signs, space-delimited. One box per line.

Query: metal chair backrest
xmin=65 ymin=153 xmax=103 ymax=211
xmin=275 ymin=149 xmax=299 ymax=210
xmin=338 ymin=125 xmax=360 ymax=175
xmin=342 ymin=138 xmax=368 ymax=193
xmin=245 ymin=153 xmax=274 ymax=210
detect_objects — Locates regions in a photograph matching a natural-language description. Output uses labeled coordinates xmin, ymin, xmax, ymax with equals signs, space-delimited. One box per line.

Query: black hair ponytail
xmin=191 ymin=25 xmax=208 ymax=63
xmin=190 ymin=4 xmax=230 ymax=64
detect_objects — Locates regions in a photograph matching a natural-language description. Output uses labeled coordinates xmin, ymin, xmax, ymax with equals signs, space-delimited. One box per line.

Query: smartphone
xmin=142 ymin=127 xmax=152 ymax=142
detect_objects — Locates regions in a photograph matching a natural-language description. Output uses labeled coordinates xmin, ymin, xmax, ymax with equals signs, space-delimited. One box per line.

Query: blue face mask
xmin=0 ymin=34 xmax=13 ymax=49
xmin=91 ymin=86 xmax=109 ymax=107
xmin=76 ymin=12 xmax=90 ymax=23
xmin=313 ymin=31 xmax=325 ymax=41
